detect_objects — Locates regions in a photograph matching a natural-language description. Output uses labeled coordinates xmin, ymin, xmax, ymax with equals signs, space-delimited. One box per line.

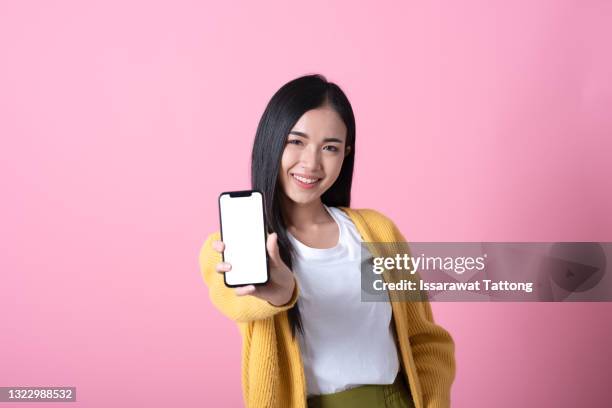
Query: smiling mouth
xmin=291 ymin=173 xmax=322 ymax=186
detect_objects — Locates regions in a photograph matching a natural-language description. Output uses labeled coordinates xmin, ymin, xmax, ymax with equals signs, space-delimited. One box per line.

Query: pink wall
xmin=1 ymin=1 xmax=611 ymax=407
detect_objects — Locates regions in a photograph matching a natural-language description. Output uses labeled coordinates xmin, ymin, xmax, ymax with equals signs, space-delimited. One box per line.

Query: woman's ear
xmin=345 ymin=145 xmax=352 ymax=158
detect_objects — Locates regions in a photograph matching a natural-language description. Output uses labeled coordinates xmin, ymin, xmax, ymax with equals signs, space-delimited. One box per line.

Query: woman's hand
xmin=212 ymin=233 xmax=296 ymax=306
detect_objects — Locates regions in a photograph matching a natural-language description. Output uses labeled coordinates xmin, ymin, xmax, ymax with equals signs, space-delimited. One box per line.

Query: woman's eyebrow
xmin=289 ymin=131 xmax=344 ymax=143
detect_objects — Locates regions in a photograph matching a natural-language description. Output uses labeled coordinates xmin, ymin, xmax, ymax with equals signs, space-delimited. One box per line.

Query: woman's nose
xmin=300 ymin=145 xmax=322 ymax=170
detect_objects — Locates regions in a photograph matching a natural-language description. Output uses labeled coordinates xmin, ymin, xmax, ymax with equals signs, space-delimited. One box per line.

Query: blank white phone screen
xmin=219 ymin=192 xmax=268 ymax=286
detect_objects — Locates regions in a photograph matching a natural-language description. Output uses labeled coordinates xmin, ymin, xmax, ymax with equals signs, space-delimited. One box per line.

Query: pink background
xmin=1 ymin=1 xmax=611 ymax=407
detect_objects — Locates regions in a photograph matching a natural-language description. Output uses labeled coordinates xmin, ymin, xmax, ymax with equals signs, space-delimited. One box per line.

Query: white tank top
xmin=287 ymin=205 xmax=400 ymax=397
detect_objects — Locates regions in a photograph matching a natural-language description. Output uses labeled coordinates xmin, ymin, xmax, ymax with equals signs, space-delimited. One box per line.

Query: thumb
xmin=266 ymin=232 xmax=282 ymax=267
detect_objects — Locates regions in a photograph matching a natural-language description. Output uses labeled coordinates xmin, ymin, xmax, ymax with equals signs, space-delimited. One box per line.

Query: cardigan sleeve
xmin=389 ymin=220 xmax=456 ymax=408
xmin=198 ymin=231 xmax=299 ymax=323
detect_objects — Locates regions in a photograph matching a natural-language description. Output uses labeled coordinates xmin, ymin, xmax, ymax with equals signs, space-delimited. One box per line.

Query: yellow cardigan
xmin=199 ymin=207 xmax=456 ymax=408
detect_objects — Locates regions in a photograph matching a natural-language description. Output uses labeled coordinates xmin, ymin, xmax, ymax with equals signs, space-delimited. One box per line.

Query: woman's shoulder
xmin=340 ymin=207 xmax=406 ymax=242
xmin=337 ymin=206 xmax=399 ymax=229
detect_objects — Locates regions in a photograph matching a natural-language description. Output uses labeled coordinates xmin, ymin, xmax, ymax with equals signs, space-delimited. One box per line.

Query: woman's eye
xmin=324 ymin=145 xmax=339 ymax=152
xmin=287 ymin=139 xmax=303 ymax=146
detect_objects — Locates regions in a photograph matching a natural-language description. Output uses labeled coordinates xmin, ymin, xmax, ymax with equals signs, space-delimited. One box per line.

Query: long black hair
xmin=251 ymin=74 xmax=356 ymax=337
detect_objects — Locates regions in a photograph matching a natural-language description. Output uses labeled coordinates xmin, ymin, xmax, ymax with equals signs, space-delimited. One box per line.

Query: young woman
xmin=199 ymin=74 xmax=455 ymax=408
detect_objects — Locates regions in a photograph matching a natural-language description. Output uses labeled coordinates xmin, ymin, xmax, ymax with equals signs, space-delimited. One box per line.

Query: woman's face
xmin=278 ymin=105 xmax=349 ymax=206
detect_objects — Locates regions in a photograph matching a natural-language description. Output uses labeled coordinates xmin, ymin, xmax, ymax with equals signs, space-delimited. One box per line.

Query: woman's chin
xmin=285 ymin=190 xmax=322 ymax=205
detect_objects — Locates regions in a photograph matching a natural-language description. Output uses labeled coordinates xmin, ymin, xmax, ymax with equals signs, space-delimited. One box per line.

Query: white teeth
xmin=293 ymin=174 xmax=319 ymax=184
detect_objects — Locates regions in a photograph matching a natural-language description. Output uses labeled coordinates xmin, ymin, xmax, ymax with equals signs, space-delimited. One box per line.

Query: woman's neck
xmin=281 ymin=197 xmax=332 ymax=229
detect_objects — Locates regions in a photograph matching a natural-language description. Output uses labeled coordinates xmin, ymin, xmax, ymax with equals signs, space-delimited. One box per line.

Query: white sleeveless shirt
xmin=287 ymin=205 xmax=400 ymax=397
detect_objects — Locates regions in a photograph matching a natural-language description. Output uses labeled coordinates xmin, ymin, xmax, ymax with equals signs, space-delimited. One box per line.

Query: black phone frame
xmin=218 ymin=189 xmax=270 ymax=288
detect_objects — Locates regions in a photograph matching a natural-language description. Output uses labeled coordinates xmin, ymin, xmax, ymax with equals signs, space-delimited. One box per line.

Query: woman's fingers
xmin=212 ymin=241 xmax=230 ymax=274
xmin=234 ymin=285 xmax=256 ymax=296
xmin=266 ymin=233 xmax=283 ymax=268
xmin=212 ymin=240 xmax=225 ymax=253
xmin=215 ymin=262 xmax=231 ymax=274
xmin=213 ymin=235 xmax=284 ymax=302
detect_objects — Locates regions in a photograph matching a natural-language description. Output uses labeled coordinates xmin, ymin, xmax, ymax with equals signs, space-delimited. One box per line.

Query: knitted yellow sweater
xmin=199 ymin=207 xmax=456 ymax=408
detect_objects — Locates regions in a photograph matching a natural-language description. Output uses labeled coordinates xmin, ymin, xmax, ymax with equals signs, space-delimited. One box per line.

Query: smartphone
xmin=218 ymin=190 xmax=270 ymax=287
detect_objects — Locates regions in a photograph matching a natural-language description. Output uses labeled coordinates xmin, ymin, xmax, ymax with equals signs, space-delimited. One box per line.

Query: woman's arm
xmin=405 ymin=298 xmax=456 ymax=408
xmin=390 ymin=222 xmax=456 ymax=408
xmin=199 ymin=232 xmax=299 ymax=323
